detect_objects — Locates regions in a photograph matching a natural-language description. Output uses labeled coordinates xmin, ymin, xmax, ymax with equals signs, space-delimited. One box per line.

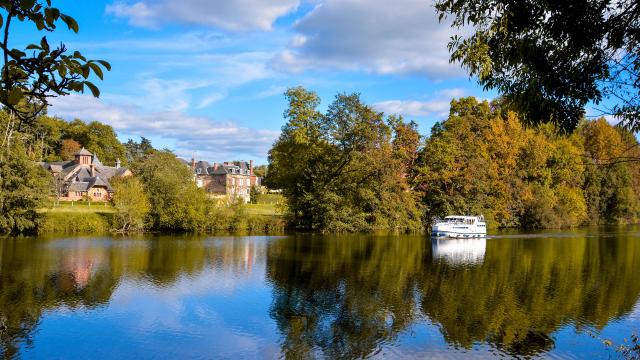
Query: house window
xmin=197 ymin=168 xmax=201 ymax=174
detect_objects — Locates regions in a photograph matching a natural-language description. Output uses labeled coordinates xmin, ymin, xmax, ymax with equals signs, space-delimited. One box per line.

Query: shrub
xmin=38 ymin=212 xmax=110 ymax=234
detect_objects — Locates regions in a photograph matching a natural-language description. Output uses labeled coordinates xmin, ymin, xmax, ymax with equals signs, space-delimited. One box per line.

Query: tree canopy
xmin=435 ymin=0 xmax=640 ymax=132
xmin=416 ymin=97 xmax=640 ymax=228
xmin=266 ymin=87 xmax=423 ymax=232
xmin=132 ymin=151 xmax=210 ymax=231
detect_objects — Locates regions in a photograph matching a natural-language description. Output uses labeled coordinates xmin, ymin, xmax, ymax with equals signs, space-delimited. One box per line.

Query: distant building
xmin=189 ymin=159 xmax=261 ymax=203
xmin=41 ymin=148 xmax=131 ymax=201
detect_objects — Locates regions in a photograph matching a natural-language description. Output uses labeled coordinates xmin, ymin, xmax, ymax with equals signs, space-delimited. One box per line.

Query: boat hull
xmin=431 ymin=231 xmax=486 ymax=238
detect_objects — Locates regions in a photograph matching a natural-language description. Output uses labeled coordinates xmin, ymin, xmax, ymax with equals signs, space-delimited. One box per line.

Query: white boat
xmin=431 ymin=215 xmax=487 ymax=238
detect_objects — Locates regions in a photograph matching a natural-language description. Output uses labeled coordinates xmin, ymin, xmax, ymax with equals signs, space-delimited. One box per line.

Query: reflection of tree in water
xmin=267 ymin=234 xmax=426 ymax=359
xmin=0 ymin=235 xmax=265 ymax=359
xmin=420 ymin=233 xmax=640 ymax=356
xmin=267 ymin=233 xmax=640 ymax=358
xmin=0 ymin=238 xmax=117 ymax=359
xmin=0 ymin=233 xmax=639 ymax=359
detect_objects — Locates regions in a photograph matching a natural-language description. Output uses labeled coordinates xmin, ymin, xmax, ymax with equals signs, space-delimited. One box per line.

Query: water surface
xmin=1 ymin=228 xmax=639 ymax=359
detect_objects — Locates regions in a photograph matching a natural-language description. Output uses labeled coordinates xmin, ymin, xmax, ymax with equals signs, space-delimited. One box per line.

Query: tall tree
xmin=110 ymin=176 xmax=150 ymax=233
xmin=132 ymin=151 xmax=209 ymax=231
xmin=0 ymin=142 xmax=49 ymax=233
xmin=436 ymin=0 xmax=640 ymax=132
xmin=267 ymin=88 xmax=422 ymax=232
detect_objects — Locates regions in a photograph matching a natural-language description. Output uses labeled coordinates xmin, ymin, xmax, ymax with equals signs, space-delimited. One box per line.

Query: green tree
xmin=132 ymin=151 xmax=209 ymax=231
xmin=435 ymin=0 xmax=639 ymax=132
xmin=64 ymin=120 xmax=126 ymax=165
xmin=0 ymin=143 xmax=49 ymax=234
xmin=252 ymin=164 xmax=267 ymax=178
xmin=267 ymin=88 xmax=422 ymax=232
xmin=124 ymin=137 xmax=155 ymax=163
xmin=110 ymin=176 xmax=150 ymax=233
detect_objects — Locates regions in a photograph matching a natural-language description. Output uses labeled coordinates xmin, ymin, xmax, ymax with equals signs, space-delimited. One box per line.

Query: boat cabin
xmin=443 ymin=216 xmax=482 ymax=225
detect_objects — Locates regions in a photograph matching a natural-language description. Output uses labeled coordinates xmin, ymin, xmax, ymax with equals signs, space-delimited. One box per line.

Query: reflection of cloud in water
xmin=431 ymin=238 xmax=486 ymax=265
xmin=629 ymin=301 xmax=640 ymax=321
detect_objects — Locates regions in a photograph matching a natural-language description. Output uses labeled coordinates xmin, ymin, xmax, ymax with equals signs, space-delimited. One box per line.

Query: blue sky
xmin=16 ymin=0 xmax=494 ymax=163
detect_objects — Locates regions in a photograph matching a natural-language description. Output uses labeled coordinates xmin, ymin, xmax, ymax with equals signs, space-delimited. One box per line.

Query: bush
xmin=38 ymin=212 xmax=110 ymax=234
xmin=205 ymin=201 xmax=285 ymax=233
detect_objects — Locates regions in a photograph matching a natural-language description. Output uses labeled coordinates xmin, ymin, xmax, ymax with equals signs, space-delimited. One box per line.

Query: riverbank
xmin=37 ymin=199 xmax=285 ymax=234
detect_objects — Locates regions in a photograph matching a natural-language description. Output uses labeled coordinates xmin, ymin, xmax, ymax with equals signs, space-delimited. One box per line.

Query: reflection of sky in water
xmin=7 ymin=233 xmax=640 ymax=359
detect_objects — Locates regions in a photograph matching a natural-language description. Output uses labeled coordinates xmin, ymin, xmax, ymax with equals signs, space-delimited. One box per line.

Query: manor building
xmin=190 ymin=159 xmax=260 ymax=203
xmin=41 ymin=148 xmax=131 ymax=202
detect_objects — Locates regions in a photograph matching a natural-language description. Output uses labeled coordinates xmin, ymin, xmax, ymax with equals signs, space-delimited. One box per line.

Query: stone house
xmin=41 ymin=148 xmax=131 ymax=202
xmin=190 ymin=159 xmax=261 ymax=203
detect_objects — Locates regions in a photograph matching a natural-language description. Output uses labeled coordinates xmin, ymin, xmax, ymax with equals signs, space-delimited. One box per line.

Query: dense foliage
xmin=3 ymin=113 xmax=128 ymax=166
xmin=435 ymin=0 xmax=640 ymax=132
xmin=0 ymin=143 xmax=49 ymax=233
xmin=132 ymin=151 xmax=210 ymax=232
xmin=267 ymin=91 xmax=640 ymax=231
xmin=417 ymin=97 xmax=640 ymax=229
xmin=110 ymin=176 xmax=150 ymax=233
xmin=266 ymin=87 xmax=422 ymax=232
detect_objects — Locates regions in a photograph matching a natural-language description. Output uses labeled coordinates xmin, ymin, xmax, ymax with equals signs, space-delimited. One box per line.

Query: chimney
xmin=213 ymin=162 xmax=218 ymax=170
xmin=115 ymin=158 xmax=121 ymax=169
xmin=250 ymin=160 xmax=254 ymax=176
xmin=191 ymin=157 xmax=196 ymax=171
xmin=90 ymin=164 xmax=96 ymax=177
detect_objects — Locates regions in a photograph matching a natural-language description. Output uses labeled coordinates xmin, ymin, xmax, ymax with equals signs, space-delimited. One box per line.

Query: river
xmin=1 ymin=227 xmax=639 ymax=359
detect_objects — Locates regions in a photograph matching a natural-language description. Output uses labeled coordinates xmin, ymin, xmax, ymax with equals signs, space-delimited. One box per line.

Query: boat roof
xmin=444 ymin=215 xmax=482 ymax=220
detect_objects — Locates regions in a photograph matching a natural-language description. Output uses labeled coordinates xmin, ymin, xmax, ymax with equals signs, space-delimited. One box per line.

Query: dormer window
xmin=196 ymin=168 xmax=201 ymax=174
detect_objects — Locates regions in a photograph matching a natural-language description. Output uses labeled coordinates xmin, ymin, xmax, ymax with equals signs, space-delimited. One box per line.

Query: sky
xmin=15 ymin=0 xmax=494 ymax=163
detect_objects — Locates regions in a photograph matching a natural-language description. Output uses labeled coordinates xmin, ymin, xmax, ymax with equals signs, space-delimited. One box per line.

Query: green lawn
xmin=41 ymin=201 xmax=116 ymax=214
xmin=41 ymin=197 xmax=284 ymax=216
xmin=244 ymin=203 xmax=282 ymax=216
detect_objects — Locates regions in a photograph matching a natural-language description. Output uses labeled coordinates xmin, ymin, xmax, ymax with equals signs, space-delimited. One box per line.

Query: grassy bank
xmin=42 ymin=201 xmax=116 ymax=214
xmin=37 ymin=198 xmax=285 ymax=234
xmin=38 ymin=212 xmax=111 ymax=234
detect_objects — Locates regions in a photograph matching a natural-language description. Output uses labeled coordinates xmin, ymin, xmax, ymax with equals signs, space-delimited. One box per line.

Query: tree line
xmin=1 ymin=89 xmax=639 ymax=234
xmin=266 ymin=88 xmax=640 ymax=232
xmin=0 ymin=110 xmax=281 ymax=234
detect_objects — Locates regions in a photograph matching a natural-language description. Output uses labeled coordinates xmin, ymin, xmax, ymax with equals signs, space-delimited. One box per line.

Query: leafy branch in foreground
xmin=436 ymin=0 xmax=639 ymax=133
xmin=0 ymin=0 xmax=110 ymax=138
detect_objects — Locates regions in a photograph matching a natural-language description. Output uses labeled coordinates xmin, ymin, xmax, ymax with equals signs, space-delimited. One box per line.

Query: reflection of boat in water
xmin=431 ymin=238 xmax=486 ymax=265
xmin=431 ymin=215 xmax=487 ymax=238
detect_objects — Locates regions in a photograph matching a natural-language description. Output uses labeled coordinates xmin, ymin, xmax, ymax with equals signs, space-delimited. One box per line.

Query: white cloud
xmin=106 ymin=0 xmax=300 ymax=31
xmin=270 ymin=0 xmax=463 ymax=78
xmin=49 ymin=95 xmax=279 ymax=160
xmin=197 ymin=92 xmax=226 ymax=109
xmin=438 ymin=88 xmax=465 ymax=98
xmin=374 ymin=99 xmax=450 ymax=117
xmin=256 ymin=85 xmax=288 ymax=99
